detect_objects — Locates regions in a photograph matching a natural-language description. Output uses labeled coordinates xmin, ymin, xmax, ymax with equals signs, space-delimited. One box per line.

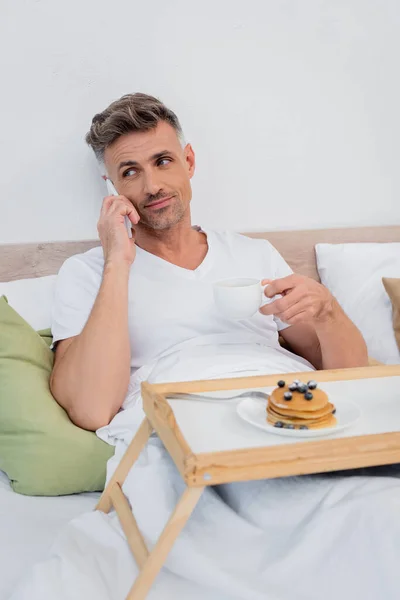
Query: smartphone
xmin=103 ymin=177 xmax=133 ymax=239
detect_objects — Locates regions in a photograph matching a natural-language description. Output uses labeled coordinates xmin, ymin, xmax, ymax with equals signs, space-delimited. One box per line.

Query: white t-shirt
xmin=52 ymin=229 xmax=313 ymax=397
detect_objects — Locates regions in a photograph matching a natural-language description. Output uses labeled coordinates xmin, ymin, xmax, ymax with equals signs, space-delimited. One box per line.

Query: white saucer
xmin=236 ymin=395 xmax=361 ymax=438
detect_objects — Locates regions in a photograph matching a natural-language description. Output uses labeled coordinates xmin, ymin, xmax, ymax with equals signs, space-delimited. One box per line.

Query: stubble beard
xmin=139 ymin=197 xmax=186 ymax=231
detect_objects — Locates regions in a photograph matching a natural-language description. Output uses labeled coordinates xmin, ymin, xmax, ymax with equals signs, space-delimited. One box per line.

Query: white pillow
xmin=0 ymin=275 xmax=56 ymax=331
xmin=316 ymin=243 xmax=400 ymax=365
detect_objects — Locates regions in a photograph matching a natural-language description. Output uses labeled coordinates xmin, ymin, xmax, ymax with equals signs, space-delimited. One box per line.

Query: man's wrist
xmin=314 ymin=297 xmax=345 ymax=331
xmin=103 ymin=259 xmax=132 ymax=278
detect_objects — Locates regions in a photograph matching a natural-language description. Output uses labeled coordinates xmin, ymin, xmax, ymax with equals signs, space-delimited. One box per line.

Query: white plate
xmin=236 ymin=396 xmax=361 ymax=438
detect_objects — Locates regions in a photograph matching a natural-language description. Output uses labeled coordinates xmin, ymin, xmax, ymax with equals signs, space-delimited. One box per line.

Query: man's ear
xmin=184 ymin=143 xmax=196 ymax=178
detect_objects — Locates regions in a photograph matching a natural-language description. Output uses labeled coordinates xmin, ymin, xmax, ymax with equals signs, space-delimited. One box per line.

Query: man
xmin=50 ymin=93 xmax=368 ymax=431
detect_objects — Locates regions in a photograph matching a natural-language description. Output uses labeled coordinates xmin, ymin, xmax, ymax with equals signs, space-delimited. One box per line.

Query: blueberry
xmin=274 ymin=421 xmax=284 ymax=428
xmin=293 ymin=379 xmax=301 ymax=384
xmin=283 ymin=392 xmax=293 ymax=401
xmin=286 ymin=424 xmax=295 ymax=429
xmin=304 ymin=392 xmax=313 ymax=400
xmin=288 ymin=383 xmax=298 ymax=392
xmin=298 ymin=384 xmax=307 ymax=393
xmin=277 ymin=380 xmax=285 ymax=388
xmin=299 ymin=425 xmax=309 ymax=430
xmin=332 ymin=409 xmax=336 ymax=415
xmin=307 ymin=380 xmax=318 ymax=390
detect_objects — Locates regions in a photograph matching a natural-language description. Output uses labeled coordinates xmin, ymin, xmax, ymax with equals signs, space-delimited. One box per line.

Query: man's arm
xmin=261 ymin=275 xmax=369 ymax=370
xmin=50 ymin=194 xmax=140 ymax=431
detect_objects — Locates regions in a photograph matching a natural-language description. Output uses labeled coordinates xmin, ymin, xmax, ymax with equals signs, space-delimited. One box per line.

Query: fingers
xmin=260 ymin=296 xmax=310 ymax=324
xmin=100 ymin=195 xmax=115 ymax=217
xmin=263 ymin=274 xmax=299 ymax=298
xmin=261 ymin=286 xmax=302 ymax=315
xmin=129 ymin=226 xmax=136 ymax=243
xmin=101 ymin=195 xmax=140 ymax=225
xmin=260 ymin=274 xmax=333 ymax=324
xmin=109 ymin=201 xmax=140 ymax=226
xmin=280 ymin=310 xmax=310 ymax=325
xmin=125 ymin=205 xmax=140 ymax=226
xmin=275 ymin=301 xmax=308 ymax=324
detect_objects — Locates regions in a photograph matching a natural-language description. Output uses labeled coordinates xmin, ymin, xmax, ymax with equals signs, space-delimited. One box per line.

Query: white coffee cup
xmin=213 ymin=278 xmax=265 ymax=320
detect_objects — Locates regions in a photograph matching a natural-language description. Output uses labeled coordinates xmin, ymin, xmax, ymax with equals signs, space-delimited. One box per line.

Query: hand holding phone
xmin=98 ymin=177 xmax=140 ymax=266
xmin=104 ymin=178 xmax=133 ymax=239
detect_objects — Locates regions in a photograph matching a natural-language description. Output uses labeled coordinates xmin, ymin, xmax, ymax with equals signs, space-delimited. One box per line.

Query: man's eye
xmin=158 ymin=158 xmax=172 ymax=166
xmin=123 ymin=168 xmax=137 ymax=177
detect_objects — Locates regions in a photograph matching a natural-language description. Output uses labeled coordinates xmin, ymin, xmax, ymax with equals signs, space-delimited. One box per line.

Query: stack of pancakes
xmin=267 ymin=379 xmax=336 ymax=430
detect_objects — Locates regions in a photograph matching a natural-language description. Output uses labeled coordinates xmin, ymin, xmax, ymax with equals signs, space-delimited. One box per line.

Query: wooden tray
xmin=96 ymin=364 xmax=400 ymax=600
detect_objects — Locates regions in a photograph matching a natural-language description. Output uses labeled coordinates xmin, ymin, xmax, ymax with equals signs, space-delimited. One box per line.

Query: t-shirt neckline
xmin=135 ymin=227 xmax=213 ymax=278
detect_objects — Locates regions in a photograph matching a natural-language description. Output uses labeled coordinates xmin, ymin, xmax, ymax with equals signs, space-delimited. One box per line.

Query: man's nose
xmin=143 ymin=168 xmax=162 ymax=196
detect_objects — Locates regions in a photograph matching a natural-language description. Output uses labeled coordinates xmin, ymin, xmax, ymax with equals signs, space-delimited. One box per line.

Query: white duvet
xmin=9 ymin=343 xmax=400 ymax=600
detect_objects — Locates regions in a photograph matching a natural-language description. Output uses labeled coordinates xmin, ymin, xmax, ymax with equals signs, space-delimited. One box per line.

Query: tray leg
xmin=96 ymin=417 xmax=154 ymax=514
xmin=125 ymin=485 xmax=204 ymax=600
xmin=110 ymin=482 xmax=149 ymax=569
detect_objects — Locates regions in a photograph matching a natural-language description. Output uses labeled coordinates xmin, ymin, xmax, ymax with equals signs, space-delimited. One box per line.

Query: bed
xmin=0 ymin=472 xmax=99 ymax=598
xmin=0 ymin=224 xmax=399 ymax=599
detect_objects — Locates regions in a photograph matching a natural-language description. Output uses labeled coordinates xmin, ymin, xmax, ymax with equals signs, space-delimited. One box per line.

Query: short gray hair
xmin=86 ymin=93 xmax=184 ymax=161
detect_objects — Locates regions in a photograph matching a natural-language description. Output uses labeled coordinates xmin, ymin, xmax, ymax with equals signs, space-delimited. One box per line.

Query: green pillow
xmin=0 ymin=296 xmax=114 ymax=495
xmin=37 ymin=328 xmax=53 ymax=348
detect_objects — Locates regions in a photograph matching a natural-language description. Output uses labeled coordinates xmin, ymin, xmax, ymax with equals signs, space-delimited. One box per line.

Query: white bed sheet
xmin=0 ymin=471 xmax=100 ymax=600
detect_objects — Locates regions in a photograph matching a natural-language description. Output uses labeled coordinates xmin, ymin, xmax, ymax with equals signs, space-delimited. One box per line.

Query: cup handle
xmin=260 ymin=282 xmax=282 ymax=307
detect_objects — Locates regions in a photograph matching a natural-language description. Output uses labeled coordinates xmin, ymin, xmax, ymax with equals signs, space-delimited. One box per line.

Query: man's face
xmin=104 ymin=122 xmax=195 ymax=231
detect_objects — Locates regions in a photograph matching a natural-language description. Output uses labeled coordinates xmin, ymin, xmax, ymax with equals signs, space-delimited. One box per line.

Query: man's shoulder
xmin=59 ymin=245 xmax=104 ymax=278
xmin=209 ymin=229 xmax=274 ymax=253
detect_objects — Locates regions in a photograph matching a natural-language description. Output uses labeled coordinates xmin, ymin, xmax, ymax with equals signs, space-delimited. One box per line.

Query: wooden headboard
xmin=1 ymin=225 xmax=399 ymax=282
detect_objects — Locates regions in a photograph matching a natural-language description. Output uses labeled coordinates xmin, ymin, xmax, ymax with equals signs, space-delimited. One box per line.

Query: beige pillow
xmin=383 ymin=278 xmax=400 ymax=351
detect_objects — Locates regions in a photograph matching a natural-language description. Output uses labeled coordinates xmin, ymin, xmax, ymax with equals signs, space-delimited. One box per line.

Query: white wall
xmin=0 ymin=0 xmax=399 ymax=243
